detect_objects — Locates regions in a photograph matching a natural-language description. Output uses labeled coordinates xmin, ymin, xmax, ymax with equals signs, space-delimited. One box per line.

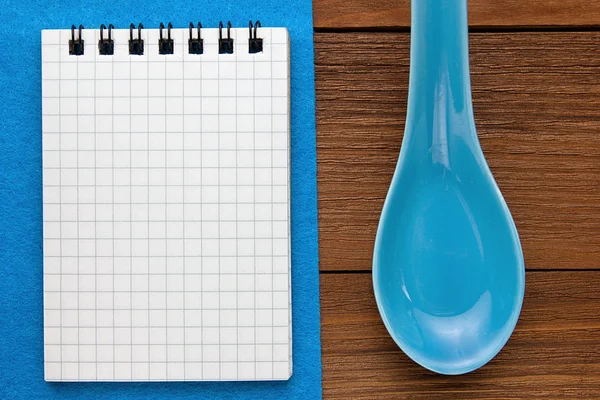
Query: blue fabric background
xmin=0 ymin=0 xmax=321 ymax=398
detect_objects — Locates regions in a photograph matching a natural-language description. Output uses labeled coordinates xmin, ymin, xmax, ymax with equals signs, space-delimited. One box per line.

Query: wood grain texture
xmin=313 ymin=0 xmax=600 ymax=29
xmin=316 ymin=32 xmax=600 ymax=271
xmin=321 ymin=272 xmax=600 ymax=399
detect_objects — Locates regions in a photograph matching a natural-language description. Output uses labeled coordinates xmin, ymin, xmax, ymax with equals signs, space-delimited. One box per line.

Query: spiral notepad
xmin=42 ymin=22 xmax=291 ymax=382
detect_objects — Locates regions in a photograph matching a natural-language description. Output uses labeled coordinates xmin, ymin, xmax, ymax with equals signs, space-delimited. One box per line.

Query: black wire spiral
xmin=68 ymin=22 xmax=264 ymax=55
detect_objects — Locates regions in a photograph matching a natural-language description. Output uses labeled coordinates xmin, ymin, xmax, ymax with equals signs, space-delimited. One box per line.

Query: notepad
xmin=42 ymin=23 xmax=291 ymax=381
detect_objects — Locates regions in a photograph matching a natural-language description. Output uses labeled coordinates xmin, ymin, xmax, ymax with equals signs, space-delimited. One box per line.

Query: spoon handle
xmin=404 ymin=0 xmax=479 ymax=167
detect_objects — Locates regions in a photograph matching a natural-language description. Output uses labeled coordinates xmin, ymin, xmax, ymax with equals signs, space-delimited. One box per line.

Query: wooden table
xmin=314 ymin=1 xmax=600 ymax=398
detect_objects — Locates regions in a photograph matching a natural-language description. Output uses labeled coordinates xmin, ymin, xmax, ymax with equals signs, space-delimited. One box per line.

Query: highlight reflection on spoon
xmin=372 ymin=0 xmax=525 ymax=375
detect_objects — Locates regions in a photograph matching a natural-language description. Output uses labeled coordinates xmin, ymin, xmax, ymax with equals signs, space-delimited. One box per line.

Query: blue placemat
xmin=0 ymin=0 xmax=321 ymax=398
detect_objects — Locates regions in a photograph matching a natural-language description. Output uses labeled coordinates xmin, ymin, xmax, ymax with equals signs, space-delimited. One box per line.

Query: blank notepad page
xmin=42 ymin=26 xmax=291 ymax=381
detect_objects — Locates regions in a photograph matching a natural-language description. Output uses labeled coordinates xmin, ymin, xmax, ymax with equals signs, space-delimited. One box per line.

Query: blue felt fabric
xmin=0 ymin=0 xmax=321 ymax=398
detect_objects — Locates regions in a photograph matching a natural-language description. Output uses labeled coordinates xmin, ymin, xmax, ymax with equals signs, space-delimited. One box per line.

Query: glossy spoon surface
xmin=372 ymin=0 xmax=525 ymax=375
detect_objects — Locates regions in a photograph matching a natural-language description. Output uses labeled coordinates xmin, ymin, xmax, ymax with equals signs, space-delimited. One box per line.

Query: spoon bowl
xmin=373 ymin=154 xmax=525 ymax=374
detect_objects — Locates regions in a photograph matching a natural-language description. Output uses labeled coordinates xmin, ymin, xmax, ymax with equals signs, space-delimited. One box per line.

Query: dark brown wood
xmin=316 ymin=32 xmax=600 ymax=272
xmin=314 ymin=0 xmax=600 ymax=29
xmin=320 ymin=271 xmax=600 ymax=399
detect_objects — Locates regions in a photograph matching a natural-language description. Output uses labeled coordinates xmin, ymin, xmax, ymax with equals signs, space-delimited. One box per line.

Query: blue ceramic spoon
xmin=372 ymin=0 xmax=525 ymax=375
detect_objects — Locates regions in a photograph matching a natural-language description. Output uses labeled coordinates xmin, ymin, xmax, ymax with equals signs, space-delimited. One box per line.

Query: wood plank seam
xmin=313 ymin=0 xmax=600 ymax=29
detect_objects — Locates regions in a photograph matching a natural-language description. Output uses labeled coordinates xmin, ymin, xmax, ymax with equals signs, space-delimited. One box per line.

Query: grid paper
xmin=42 ymin=26 xmax=291 ymax=382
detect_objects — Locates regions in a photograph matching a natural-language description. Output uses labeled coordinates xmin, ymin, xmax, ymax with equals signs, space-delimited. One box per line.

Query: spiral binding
xmin=98 ymin=24 xmax=114 ymax=55
xmin=129 ymin=23 xmax=144 ymax=55
xmin=248 ymin=21 xmax=263 ymax=54
xmin=189 ymin=22 xmax=203 ymax=54
xmin=68 ymin=21 xmax=263 ymax=56
xmin=69 ymin=25 xmax=84 ymax=55
xmin=218 ymin=21 xmax=233 ymax=54
xmin=158 ymin=22 xmax=174 ymax=54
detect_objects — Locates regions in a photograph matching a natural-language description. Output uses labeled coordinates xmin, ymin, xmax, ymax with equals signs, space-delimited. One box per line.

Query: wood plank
xmin=321 ymin=271 xmax=600 ymax=399
xmin=314 ymin=0 xmax=600 ymax=29
xmin=316 ymin=32 xmax=600 ymax=271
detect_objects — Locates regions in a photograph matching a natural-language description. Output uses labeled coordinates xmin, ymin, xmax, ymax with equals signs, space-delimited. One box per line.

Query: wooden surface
xmin=321 ymin=272 xmax=600 ymax=399
xmin=314 ymin=2 xmax=600 ymax=398
xmin=314 ymin=0 xmax=600 ymax=29
xmin=316 ymin=32 xmax=600 ymax=272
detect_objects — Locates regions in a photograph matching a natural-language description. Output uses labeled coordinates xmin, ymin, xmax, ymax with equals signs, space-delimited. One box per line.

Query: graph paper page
xmin=42 ymin=26 xmax=291 ymax=381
